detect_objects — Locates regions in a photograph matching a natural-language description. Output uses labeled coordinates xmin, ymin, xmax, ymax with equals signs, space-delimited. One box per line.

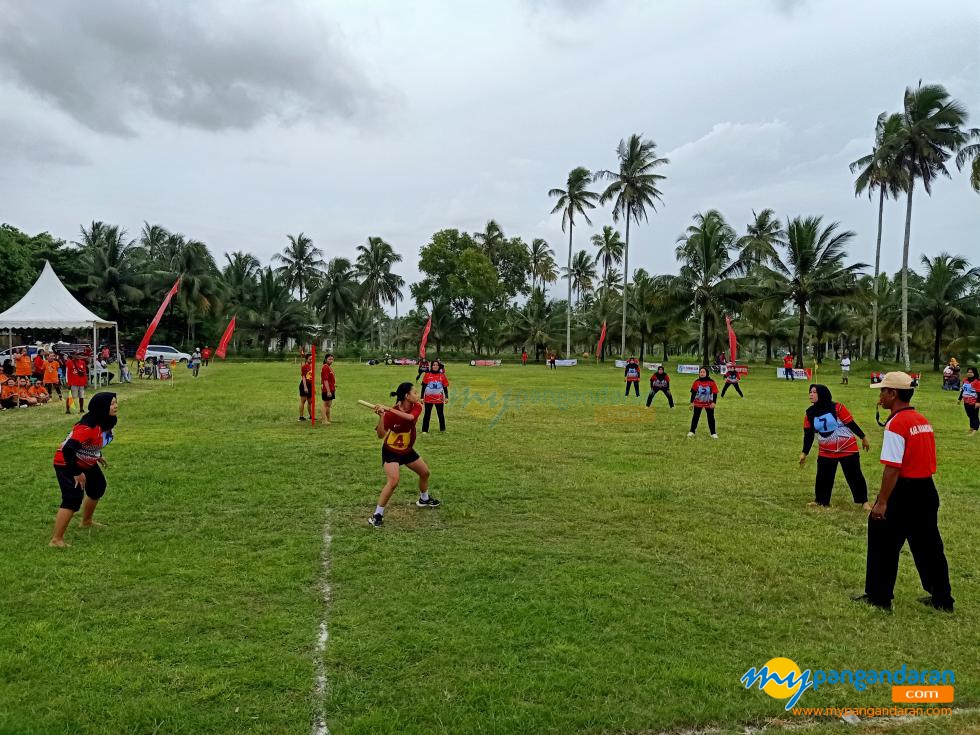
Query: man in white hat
xmin=854 ymin=372 xmax=954 ymax=611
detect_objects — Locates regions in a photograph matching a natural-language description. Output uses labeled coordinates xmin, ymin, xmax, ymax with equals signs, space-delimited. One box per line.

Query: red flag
xmin=135 ymin=277 xmax=180 ymax=361
xmin=215 ymin=315 xmax=237 ymax=359
xmin=726 ymin=315 xmax=737 ymax=363
xmin=419 ymin=315 xmax=432 ymax=359
xmin=596 ymin=320 xmax=607 ymax=358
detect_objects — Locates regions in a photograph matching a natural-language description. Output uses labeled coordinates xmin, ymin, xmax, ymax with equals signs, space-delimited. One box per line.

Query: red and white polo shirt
xmin=880 ymin=407 xmax=936 ymax=479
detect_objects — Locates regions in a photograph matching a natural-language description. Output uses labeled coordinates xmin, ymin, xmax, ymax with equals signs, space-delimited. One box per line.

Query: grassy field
xmin=1 ymin=358 xmax=979 ymax=735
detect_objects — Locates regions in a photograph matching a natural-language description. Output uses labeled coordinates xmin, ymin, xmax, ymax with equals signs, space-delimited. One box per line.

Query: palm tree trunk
xmin=621 ymin=214 xmax=630 ymax=357
xmin=871 ymin=186 xmax=884 ymax=361
xmin=796 ymin=306 xmax=806 ymax=368
xmin=662 ymin=340 xmax=668 ymax=362
xmin=700 ymin=309 xmax=708 ymax=366
xmin=933 ymin=322 xmax=942 ymax=372
xmin=900 ymin=182 xmax=914 ymax=370
xmin=566 ymin=226 xmax=573 ymax=357
xmin=765 ymin=337 xmax=773 ymax=364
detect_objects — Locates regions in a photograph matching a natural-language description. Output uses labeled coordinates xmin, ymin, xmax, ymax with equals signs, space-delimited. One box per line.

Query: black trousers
xmin=784 ymin=367 xmax=795 ymax=380
xmin=721 ymin=382 xmax=743 ymax=397
xmin=865 ymin=477 xmax=953 ymax=607
xmin=422 ymin=402 xmax=445 ymax=432
xmin=625 ymin=381 xmax=639 ymax=396
xmin=690 ymin=407 xmax=715 ymax=434
xmin=646 ymin=387 xmax=674 ymax=408
xmin=965 ymin=402 xmax=980 ymax=431
xmin=814 ymin=453 xmax=867 ymax=505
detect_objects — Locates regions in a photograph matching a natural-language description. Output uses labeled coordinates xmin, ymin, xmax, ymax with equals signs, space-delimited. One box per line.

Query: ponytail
xmin=391 ymin=381 xmax=414 ymax=402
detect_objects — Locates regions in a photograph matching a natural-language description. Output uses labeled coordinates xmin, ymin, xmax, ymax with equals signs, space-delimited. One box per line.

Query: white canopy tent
xmin=0 ymin=261 xmax=118 ymax=382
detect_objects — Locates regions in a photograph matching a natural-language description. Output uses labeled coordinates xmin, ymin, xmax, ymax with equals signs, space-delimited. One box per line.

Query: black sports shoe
xmin=851 ymin=593 xmax=891 ymax=611
xmin=368 ymin=513 xmax=383 ymax=527
xmin=918 ymin=595 xmax=954 ymax=612
xmin=298 ymin=416 xmax=307 ymax=421
xmin=416 ymin=496 xmax=441 ymax=508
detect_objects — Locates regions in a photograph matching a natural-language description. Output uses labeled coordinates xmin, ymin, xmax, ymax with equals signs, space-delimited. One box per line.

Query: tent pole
xmin=115 ymin=324 xmax=120 ymax=380
xmin=93 ymin=324 xmax=97 ymax=387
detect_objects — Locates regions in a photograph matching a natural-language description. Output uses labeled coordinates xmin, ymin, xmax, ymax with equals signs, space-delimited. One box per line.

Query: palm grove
xmin=1 ymin=82 xmax=977 ymax=369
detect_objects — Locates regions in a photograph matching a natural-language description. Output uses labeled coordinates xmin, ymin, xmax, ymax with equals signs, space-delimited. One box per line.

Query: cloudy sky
xmin=1 ymin=0 xmax=977 ymax=306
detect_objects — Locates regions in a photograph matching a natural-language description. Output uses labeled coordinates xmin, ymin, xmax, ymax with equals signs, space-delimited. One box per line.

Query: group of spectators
xmin=1 ymin=347 xmax=89 ymax=412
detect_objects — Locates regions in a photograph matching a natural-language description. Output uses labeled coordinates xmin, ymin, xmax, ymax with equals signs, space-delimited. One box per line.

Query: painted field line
xmin=312 ymin=514 xmax=332 ymax=735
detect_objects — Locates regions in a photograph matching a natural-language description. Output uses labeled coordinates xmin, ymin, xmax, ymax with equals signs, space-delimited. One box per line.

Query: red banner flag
xmin=419 ymin=315 xmax=432 ymax=359
xmin=726 ymin=315 xmax=737 ymax=363
xmin=215 ymin=314 xmax=237 ymax=359
xmin=596 ymin=320 xmax=607 ymax=358
xmin=135 ymin=277 xmax=180 ymax=361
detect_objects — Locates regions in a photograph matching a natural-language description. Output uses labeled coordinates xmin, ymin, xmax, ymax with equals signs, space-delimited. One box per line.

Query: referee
xmin=853 ymin=372 xmax=954 ymax=611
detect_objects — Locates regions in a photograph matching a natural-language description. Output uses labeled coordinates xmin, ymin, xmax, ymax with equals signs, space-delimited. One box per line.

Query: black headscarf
xmin=806 ymin=384 xmax=834 ymax=421
xmin=78 ymin=391 xmax=117 ymax=431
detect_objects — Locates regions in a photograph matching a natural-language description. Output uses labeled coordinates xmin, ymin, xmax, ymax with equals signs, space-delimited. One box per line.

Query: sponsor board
xmin=678 ymin=364 xmax=701 ymax=374
xmin=776 ymin=368 xmax=813 ymax=379
xmin=469 ymin=359 xmax=502 ymax=367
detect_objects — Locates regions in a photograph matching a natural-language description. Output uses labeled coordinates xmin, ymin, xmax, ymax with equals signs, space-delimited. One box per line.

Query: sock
xmin=374 ymin=505 xmax=385 ymax=516
xmin=420 ymin=491 xmax=430 ymax=501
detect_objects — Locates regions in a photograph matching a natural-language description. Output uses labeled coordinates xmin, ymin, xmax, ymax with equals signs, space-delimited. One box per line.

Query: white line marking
xmin=312 ymin=516 xmax=332 ymax=735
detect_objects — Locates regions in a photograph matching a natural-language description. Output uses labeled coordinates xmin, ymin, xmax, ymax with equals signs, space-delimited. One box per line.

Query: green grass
xmin=1 ymin=360 xmax=978 ymax=734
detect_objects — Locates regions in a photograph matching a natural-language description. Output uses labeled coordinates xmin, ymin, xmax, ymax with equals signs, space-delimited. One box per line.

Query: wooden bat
xmin=358 ymin=399 xmax=382 ymax=410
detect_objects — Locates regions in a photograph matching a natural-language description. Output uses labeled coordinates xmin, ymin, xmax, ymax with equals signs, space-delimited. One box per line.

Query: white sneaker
xmin=711 ymin=434 xmax=719 ymax=439
xmin=687 ymin=432 xmax=695 ymax=438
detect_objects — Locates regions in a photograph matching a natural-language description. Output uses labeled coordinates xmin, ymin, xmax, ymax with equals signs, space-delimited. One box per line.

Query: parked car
xmin=143 ymin=345 xmax=192 ymax=363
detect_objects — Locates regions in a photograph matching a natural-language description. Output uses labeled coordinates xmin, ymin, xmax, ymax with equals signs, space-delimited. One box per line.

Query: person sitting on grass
xmin=50 ymin=392 xmax=119 ymax=548
xmin=1 ymin=377 xmax=21 ymax=410
xmin=29 ymin=380 xmax=50 ymax=405
xmin=16 ymin=377 xmax=38 ymax=407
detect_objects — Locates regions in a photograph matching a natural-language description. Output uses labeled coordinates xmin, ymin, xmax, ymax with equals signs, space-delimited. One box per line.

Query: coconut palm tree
xmin=741 ymin=300 xmax=793 ymax=364
xmin=753 ymin=216 xmax=865 ymax=367
xmin=955 ymin=127 xmax=980 ymax=192
xmin=535 ymin=253 xmax=559 ymax=298
xmin=882 ymin=82 xmax=970 ymax=369
xmin=591 ymin=225 xmax=624 ymax=285
xmin=138 ymin=222 xmax=172 ymax=262
xmin=80 ymin=225 xmax=143 ymax=323
xmin=549 ymin=166 xmax=599 ymax=355
xmin=248 ymin=267 xmax=309 ymax=352
xmin=354 ymin=237 xmax=405 ymax=346
xmin=74 ymin=221 xmax=110 ymax=251
xmin=222 ymin=251 xmax=261 ymax=313
xmin=736 ymin=209 xmax=784 ymax=266
xmin=528 ymin=238 xmax=554 ymax=293
xmin=849 ymin=112 xmax=907 ymax=360
xmin=596 ymin=134 xmax=669 ymax=356
xmin=505 ymin=290 xmax=561 ymax=361
xmin=562 ymin=249 xmax=598 ymax=304
xmin=673 ymin=211 xmax=743 ymax=366
xmin=311 ymin=257 xmax=358 ymax=342
xmin=912 ymin=253 xmax=980 ymax=370
xmin=274 ymin=233 xmax=324 ymax=301
xmin=167 ymin=240 xmax=222 ymax=344
xmin=474 ymin=220 xmax=506 ymax=260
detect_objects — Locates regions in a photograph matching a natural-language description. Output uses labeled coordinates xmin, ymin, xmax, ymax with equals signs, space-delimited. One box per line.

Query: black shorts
xmin=54 ymin=464 xmax=107 ymax=512
xmin=381 ymin=448 xmax=421 ymax=466
xmin=321 ymin=389 xmax=336 ymax=401
xmin=299 ymin=380 xmax=312 ymax=397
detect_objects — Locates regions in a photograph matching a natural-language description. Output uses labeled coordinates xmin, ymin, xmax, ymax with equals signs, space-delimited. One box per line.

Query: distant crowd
xmin=1 ymin=345 xmax=131 ymax=413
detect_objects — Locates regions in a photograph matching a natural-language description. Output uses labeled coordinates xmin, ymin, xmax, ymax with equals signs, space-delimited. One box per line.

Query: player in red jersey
xmin=298 ymin=353 xmax=314 ymax=421
xmin=687 ymin=367 xmax=719 ymax=438
xmin=368 ymin=382 xmax=439 ymax=527
xmin=320 ymin=353 xmax=337 ymax=425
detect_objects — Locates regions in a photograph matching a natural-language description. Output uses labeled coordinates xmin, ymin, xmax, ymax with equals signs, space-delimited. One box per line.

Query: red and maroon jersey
xmin=783 ymin=355 xmax=794 ymax=369
xmin=67 ymin=358 xmax=88 ymax=387
xmin=300 ymin=361 xmax=314 ymax=384
xmin=422 ymin=372 xmax=449 ymax=404
xmin=880 ymin=408 xmax=936 ymax=479
xmin=382 ymin=403 xmax=423 ymax=454
xmin=804 ymin=402 xmax=859 ymax=458
xmin=690 ymin=378 xmax=718 ymax=407
xmin=54 ymin=423 xmax=107 ymax=470
xmin=650 ymin=373 xmax=670 ymax=389
xmin=321 ymin=364 xmax=336 ymax=391
xmin=624 ymin=362 xmax=640 ymax=381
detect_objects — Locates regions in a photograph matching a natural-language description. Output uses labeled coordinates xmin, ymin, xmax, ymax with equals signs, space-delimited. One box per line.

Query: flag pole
xmin=310 ymin=344 xmax=316 ymax=427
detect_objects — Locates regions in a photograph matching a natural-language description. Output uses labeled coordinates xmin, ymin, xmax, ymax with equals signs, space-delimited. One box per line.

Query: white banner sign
xmin=775 ymin=368 xmax=812 ymax=380
xmin=644 ymin=362 xmax=662 ymax=371
xmin=554 ymin=359 xmax=577 ymax=367
xmin=677 ymin=364 xmax=701 ymax=374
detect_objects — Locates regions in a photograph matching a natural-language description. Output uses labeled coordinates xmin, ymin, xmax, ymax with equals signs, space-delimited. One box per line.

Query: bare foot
xmin=49 ymin=539 xmax=71 ymax=548
xmin=862 ymin=502 xmax=873 ymax=511
xmin=79 ymin=521 xmax=107 ymax=529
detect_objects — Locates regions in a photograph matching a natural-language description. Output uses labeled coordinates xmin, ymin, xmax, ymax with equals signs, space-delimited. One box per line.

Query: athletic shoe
xmin=711 ymin=434 xmax=719 ymax=439
xmin=918 ymin=595 xmax=954 ymax=612
xmin=416 ymin=496 xmax=441 ymax=507
xmin=298 ymin=416 xmax=307 ymax=421
xmin=421 ymin=430 xmax=428 ymax=434
xmin=368 ymin=513 xmax=383 ymax=527
xmin=850 ymin=593 xmax=891 ymax=611
xmin=687 ymin=432 xmax=695 ymax=438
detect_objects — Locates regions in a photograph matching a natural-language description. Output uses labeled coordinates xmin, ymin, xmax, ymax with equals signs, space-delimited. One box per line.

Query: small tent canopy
xmin=0 ymin=261 xmax=119 ymax=376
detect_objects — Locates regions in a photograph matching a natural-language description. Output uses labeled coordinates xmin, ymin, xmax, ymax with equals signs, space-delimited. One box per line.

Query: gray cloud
xmin=0 ymin=118 xmax=87 ymax=166
xmin=0 ymin=0 xmax=381 ymax=136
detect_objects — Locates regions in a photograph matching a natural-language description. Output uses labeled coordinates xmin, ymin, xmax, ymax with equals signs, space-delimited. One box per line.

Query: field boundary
xmin=312 ymin=511 xmax=332 ymax=735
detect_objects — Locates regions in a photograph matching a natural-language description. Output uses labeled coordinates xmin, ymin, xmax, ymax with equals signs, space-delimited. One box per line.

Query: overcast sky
xmin=1 ymin=0 xmax=977 ymax=307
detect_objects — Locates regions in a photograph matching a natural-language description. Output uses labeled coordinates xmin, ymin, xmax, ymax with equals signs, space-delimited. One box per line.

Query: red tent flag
xmin=726 ymin=315 xmax=737 ymax=363
xmin=419 ymin=315 xmax=432 ymax=359
xmin=596 ymin=320 xmax=607 ymax=357
xmin=215 ymin=315 xmax=237 ymax=359
xmin=135 ymin=277 xmax=180 ymax=361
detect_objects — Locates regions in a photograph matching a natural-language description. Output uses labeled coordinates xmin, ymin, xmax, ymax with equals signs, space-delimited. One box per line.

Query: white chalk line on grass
xmin=312 ymin=514 xmax=332 ymax=735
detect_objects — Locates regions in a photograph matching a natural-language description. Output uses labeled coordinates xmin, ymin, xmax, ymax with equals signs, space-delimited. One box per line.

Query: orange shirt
xmin=43 ymin=359 xmax=60 ymax=384
xmin=14 ymin=354 xmax=32 ymax=376
xmin=30 ymin=385 xmax=48 ymax=398
xmin=1 ymin=384 xmax=17 ymax=400
xmin=17 ymin=385 xmax=32 ymax=399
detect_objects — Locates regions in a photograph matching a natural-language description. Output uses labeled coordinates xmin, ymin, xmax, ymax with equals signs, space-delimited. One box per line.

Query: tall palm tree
xmin=596 ymin=134 xmax=669 ymax=356
xmin=591 ymin=225 xmax=624 ymax=284
xmin=528 ymin=238 xmax=554 ymax=293
xmin=549 ymin=166 xmax=599 ymax=355
xmin=248 ymin=267 xmax=309 ymax=352
xmin=274 ymin=232 xmax=324 ymax=301
xmin=311 ymin=257 xmax=358 ymax=341
xmin=474 ymin=220 xmax=506 ymax=260
xmin=74 ymin=221 xmax=110 ymax=251
xmin=535 ymin=253 xmax=559 ymax=298
xmin=673 ymin=211 xmax=742 ymax=365
xmin=222 ymin=252 xmax=261 ymax=312
xmin=736 ymin=209 xmax=784 ymax=266
xmin=882 ymin=82 xmax=970 ymax=369
xmin=505 ymin=290 xmax=561 ymax=362
xmin=80 ymin=225 xmax=143 ymax=322
xmin=849 ymin=112 xmax=906 ymax=360
xmin=138 ymin=222 xmax=171 ymax=262
xmin=955 ymin=127 xmax=980 ymax=193
xmin=913 ymin=253 xmax=980 ymax=370
xmin=354 ymin=237 xmax=405 ymax=346
xmin=167 ymin=240 xmax=222 ymax=344
xmin=562 ymin=249 xmax=597 ymax=303
xmin=753 ymin=216 xmax=865 ymax=367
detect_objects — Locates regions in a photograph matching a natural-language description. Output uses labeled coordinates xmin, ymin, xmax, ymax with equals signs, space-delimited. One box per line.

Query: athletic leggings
xmin=625 ymin=381 xmax=639 ymax=396
xmin=422 ymin=402 xmax=445 ymax=432
xmin=721 ymin=382 xmax=743 ymax=397
xmin=814 ymin=453 xmax=868 ymax=505
xmin=646 ymin=387 xmax=674 ymax=407
xmin=690 ymin=407 xmax=715 ymax=434
xmin=965 ymin=402 xmax=980 ymax=431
